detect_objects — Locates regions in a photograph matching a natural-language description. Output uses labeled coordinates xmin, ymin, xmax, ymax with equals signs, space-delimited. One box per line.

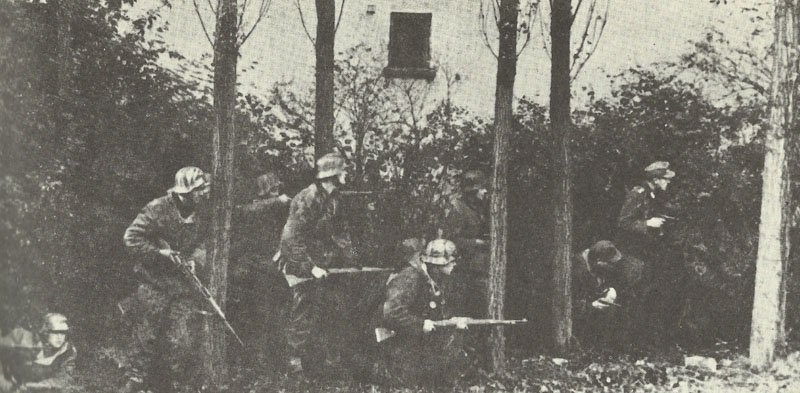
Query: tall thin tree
xmin=550 ymin=0 xmax=573 ymax=354
xmin=488 ymin=0 xmax=519 ymax=373
xmin=191 ymin=0 xmax=272 ymax=386
xmin=750 ymin=0 xmax=797 ymax=370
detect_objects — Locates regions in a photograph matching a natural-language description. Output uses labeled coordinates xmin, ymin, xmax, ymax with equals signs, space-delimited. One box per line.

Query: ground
xmin=79 ymin=345 xmax=800 ymax=392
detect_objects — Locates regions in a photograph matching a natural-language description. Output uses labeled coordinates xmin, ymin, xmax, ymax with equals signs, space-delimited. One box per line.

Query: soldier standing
xmin=279 ymin=153 xmax=356 ymax=375
xmin=122 ymin=166 xmax=211 ymax=392
xmin=377 ymin=239 xmax=469 ymax=386
xmin=616 ymin=161 xmax=676 ymax=265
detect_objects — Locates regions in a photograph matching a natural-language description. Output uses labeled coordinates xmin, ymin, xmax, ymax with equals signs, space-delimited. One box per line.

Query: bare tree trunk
xmin=488 ymin=0 xmax=518 ymax=374
xmin=315 ymin=0 xmax=336 ymax=158
xmin=205 ymin=0 xmax=238 ymax=387
xmin=750 ymin=0 xmax=796 ymax=370
xmin=550 ymin=0 xmax=573 ymax=354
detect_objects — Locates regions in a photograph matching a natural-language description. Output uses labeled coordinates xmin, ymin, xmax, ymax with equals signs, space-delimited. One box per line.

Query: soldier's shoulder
xmin=142 ymin=195 xmax=173 ymax=212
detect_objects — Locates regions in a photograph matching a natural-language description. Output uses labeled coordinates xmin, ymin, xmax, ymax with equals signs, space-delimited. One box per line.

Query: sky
xmin=135 ymin=0 xmax=763 ymax=115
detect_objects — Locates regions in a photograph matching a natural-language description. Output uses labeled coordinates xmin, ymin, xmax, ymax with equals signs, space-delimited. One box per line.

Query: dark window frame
xmin=384 ymin=12 xmax=436 ymax=81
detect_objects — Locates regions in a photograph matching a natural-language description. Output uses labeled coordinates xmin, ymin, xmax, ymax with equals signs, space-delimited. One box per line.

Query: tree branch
xmin=335 ymin=0 xmax=346 ymax=33
xmin=192 ymin=0 xmax=215 ymax=47
xmin=239 ymin=0 xmax=272 ymax=46
xmin=295 ymin=0 xmax=316 ymax=45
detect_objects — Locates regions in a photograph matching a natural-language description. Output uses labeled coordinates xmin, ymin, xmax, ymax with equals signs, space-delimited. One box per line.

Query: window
xmin=385 ymin=12 xmax=436 ymax=80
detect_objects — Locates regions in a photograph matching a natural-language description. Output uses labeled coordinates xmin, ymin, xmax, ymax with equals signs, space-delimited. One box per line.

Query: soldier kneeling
xmin=573 ymin=241 xmax=645 ymax=351
xmin=375 ymin=239 xmax=470 ymax=387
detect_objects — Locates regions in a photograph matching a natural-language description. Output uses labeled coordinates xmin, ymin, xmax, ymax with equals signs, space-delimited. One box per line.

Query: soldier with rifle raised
xmin=122 ymin=166 xmax=221 ymax=393
xmin=375 ymin=239 xmax=526 ymax=386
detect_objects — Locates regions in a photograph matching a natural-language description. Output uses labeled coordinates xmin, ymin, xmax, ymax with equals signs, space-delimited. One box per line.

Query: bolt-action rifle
xmin=172 ymin=253 xmax=245 ymax=347
xmin=284 ymin=267 xmax=395 ymax=287
xmin=375 ymin=318 xmax=528 ymax=343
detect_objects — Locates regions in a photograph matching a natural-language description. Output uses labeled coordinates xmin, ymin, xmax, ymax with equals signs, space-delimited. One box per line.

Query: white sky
xmin=135 ymin=0 xmax=763 ymax=115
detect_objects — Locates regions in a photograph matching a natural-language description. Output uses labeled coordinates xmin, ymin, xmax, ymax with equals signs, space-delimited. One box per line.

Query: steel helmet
xmin=316 ymin=153 xmax=347 ymax=179
xmin=644 ymin=161 xmax=675 ymax=180
xmin=422 ymin=239 xmax=458 ymax=266
xmin=256 ymin=172 xmax=283 ymax=197
xmin=169 ymin=166 xmax=210 ymax=194
xmin=587 ymin=240 xmax=623 ymax=266
xmin=41 ymin=313 xmax=69 ymax=333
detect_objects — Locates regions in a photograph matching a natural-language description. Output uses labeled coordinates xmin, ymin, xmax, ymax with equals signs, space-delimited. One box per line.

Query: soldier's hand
xmin=646 ymin=217 xmax=666 ymax=228
xmin=311 ymin=266 xmax=328 ymax=279
xmin=591 ymin=300 xmax=610 ymax=310
xmin=278 ymin=194 xmax=291 ymax=204
xmin=158 ymin=248 xmax=180 ymax=265
xmin=184 ymin=259 xmax=196 ymax=274
xmin=423 ymin=319 xmax=436 ymax=333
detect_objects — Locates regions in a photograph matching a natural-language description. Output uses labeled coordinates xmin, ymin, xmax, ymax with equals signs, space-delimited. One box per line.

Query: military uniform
xmin=122 ymin=193 xmax=208 ymax=392
xmin=616 ymin=184 xmax=662 ymax=259
xmin=0 ymin=327 xmax=78 ymax=393
xmin=378 ymin=265 xmax=465 ymax=386
xmin=573 ymin=247 xmax=645 ymax=349
xmin=279 ymin=182 xmax=355 ymax=371
xmin=230 ymin=195 xmax=290 ymax=369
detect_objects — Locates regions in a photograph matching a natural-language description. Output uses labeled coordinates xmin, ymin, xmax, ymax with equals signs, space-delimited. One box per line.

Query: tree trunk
xmin=488 ymin=0 xmax=518 ymax=374
xmin=750 ymin=0 xmax=796 ymax=370
xmin=315 ymin=0 xmax=336 ymax=159
xmin=550 ymin=0 xmax=573 ymax=354
xmin=205 ymin=0 xmax=238 ymax=387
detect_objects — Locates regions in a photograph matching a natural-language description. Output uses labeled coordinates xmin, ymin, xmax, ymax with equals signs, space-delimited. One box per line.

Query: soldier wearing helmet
xmin=230 ymin=172 xmax=292 ymax=369
xmin=573 ymin=241 xmax=645 ymax=350
xmin=2 ymin=313 xmax=78 ymax=392
xmin=378 ymin=239 xmax=469 ymax=386
xmin=616 ymin=161 xmax=676 ymax=261
xmin=440 ymin=169 xmax=490 ymax=272
xmin=279 ymin=152 xmax=355 ymax=374
xmin=122 ymin=166 xmax=211 ymax=392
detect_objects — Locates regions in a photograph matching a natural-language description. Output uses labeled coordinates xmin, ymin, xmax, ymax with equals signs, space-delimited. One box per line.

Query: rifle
xmin=172 ymin=254 xmax=245 ymax=347
xmin=375 ymin=318 xmax=528 ymax=343
xmin=284 ymin=267 xmax=394 ymax=287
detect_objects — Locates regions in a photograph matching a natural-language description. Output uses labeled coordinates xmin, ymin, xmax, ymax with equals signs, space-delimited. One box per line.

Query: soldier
xmin=279 ymin=153 xmax=356 ymax=375
xmin=573 ymin=241 xmax=645 ymax=351
xmin=441 ymin=170 xmax=490 ymax=274
xmin=230 ymin=172 xmax=292 ymax=369
xmin=377 ymin=239 xmax=469 ymax=386
xmin=122 ymin=166 xmax=211 ymax=392
xmin=0 ymin=314 xmax=78 ymax=392
xmin=616 ymin=161 xmax=676 ymax=265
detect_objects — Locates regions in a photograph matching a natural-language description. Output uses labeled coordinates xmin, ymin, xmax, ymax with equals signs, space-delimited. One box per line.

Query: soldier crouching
xmin=375 ymin=239 xmax=469 ymax=387
xmin=121 ymin=167 xmax=211 ymax=392
xmin=573 ymin=241 xmax=645 ymax=351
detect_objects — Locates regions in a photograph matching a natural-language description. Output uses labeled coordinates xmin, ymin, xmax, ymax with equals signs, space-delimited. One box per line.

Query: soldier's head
xmin=587 ymin=240 xmax=622 ymax=275
xmin=462 ymin=169 xmax=490 ymax=202
xmin=256 ymin=172 xmax=283 ymax=198
xmin=316 ymin=153 xmax=348 ymax=187
xmin=170 ymin=166 xmax=211 ymax=206
xmin=644 ymin=161 xmax=675 ymax=191
xmin=40 ymin=313 xmax=69 ymax=350
xmin=422 ymin=239 xmax=458 ymax=275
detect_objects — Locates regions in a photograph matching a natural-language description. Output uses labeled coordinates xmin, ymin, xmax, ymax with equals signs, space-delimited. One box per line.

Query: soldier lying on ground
xmin=0 ymin=314 xmax=78 ymax=393
xmin=573 ymin=241 xmax=645 ymax=351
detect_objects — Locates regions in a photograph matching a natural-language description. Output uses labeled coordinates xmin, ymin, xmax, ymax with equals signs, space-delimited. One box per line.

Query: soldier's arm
xmin=618 ymin=188 xmax=649 ymax=235
xmin=238 ymin=196 xmax=287 ymax=214
xmin=123 ymin=202 xmax=161 ymax=256
xmin=21 ymin=346 xmax=76 ymax=390
xmin=383 ymin=273 xmax=425 ymax=336
xmin=285 ymin=193 xmax=323 ymax=275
